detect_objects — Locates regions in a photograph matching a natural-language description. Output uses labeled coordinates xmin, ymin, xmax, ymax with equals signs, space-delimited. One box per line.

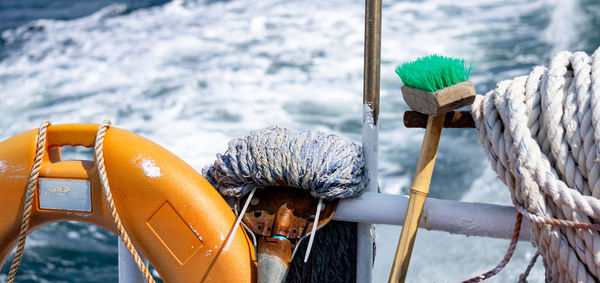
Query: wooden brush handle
xmin=389 ymin=114 xmax=445 ymax=283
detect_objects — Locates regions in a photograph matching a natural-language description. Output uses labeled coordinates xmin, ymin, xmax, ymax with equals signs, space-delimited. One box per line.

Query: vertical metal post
xmin=118 ymin=238 xmax=148 ymax=283
xmin=359 ymin=0 xmax=381 ymax=282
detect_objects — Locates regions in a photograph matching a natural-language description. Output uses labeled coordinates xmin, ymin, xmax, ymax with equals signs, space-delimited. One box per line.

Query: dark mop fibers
xmin=285 ymin=221 xmax=357 ymax=283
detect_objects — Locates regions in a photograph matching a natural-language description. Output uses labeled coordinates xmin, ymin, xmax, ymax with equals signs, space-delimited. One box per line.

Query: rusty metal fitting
xmin=241 ymin=187 xmax=337 ymax=283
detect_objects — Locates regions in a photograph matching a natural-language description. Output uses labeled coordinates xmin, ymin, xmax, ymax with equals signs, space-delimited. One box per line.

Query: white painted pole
xmin=118 ymin=238 xmax=149 ymax=283
xmin=359 ymin=105 xmax=378 ymax=283
xmin=360 ymin=0 xmax=382 ymax=280
xmin=333 ymin=192 xmax=532 ymax=241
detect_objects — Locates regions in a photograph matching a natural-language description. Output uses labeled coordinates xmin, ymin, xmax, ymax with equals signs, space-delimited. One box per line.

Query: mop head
xmin=395 ymin=54 xmax=472 ymax=92
xmin=202 ymin=126 xmax=367 ymax=200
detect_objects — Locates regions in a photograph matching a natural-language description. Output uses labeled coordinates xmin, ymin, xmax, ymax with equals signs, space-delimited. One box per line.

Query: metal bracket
xmin=242 ymin=187 xmax=336 ymax=239
xmin=240 ymin=187 xmax=337 ymax=283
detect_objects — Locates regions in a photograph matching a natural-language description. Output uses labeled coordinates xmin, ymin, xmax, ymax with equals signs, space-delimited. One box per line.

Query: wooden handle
xmin=404 ymin=111 xmax=474 ymax=128
xmin=389 ymin=114 xmax=445 ymax=283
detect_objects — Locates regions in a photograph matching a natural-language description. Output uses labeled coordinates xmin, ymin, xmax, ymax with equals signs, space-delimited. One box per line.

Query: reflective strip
xmin=38 ymin=178 xmax=92 ymax=212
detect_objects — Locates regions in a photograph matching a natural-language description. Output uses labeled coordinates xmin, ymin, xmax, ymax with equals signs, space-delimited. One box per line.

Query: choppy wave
xmin=1 ymin=0 xmax=599 ymax=281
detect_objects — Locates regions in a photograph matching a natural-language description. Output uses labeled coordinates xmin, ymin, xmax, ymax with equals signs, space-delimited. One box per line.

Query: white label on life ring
xmin=38 ymin=178 xmax=92 ymax=212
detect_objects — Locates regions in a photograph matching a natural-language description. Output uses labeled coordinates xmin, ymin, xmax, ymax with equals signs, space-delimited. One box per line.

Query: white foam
xmin=67 ymin=231 xmax=80 ymax=239
xmin=544 ymin=0 xmax=584 ymax=54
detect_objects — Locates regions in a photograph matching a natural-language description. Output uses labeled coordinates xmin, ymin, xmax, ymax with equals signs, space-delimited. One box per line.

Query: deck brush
xmin=389 ymin=55 xmax=476 ymax=283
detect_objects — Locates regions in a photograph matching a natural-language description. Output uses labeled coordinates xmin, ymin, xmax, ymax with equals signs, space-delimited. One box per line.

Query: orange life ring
xmin=0 ymin=124 xmax=256 ymax=282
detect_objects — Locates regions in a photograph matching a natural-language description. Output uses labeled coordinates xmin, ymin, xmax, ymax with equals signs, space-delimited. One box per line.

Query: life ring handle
xmin=45 ymin=123 xmax=98 ymax=148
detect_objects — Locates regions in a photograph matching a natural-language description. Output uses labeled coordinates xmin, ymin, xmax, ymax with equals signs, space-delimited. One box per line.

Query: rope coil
xmin=472 ymin=47 xmax=600 ymax=282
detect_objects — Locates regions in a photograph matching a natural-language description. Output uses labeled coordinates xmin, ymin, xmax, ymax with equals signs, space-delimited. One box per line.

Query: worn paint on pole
xmin=359 ymin=0 xmax=382 ymax=282
xmin=363 ymin=104 xmax=379 ymax=192
xmin=358 ymin=104 xmax=377 ymax=283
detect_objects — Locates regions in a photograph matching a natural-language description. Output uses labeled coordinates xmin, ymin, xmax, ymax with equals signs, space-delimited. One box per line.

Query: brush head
xmin=401 ymin=81 xmax=476 ymax=116
xmin=396 ymin=55 xmax=476 ymax=116
xmin=395 ymin=55 xmax=472 ymax=92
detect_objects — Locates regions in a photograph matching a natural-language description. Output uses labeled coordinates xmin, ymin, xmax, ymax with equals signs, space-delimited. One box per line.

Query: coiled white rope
xmin=471 ymin=47 xmax=600 ymax=282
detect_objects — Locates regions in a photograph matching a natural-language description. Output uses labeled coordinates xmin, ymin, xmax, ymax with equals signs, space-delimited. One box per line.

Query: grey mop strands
xmin=203 ymin=125 xmax=367 ymax=200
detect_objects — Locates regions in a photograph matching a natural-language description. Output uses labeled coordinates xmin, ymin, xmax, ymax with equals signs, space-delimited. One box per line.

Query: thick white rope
xmin=472 ymin=47 xmax=600 ymax=282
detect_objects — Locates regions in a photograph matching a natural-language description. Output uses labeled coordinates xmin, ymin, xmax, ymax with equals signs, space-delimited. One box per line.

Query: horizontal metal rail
xmin=119 ymin=192 xmax=530 ymax=282
xmin=333 ymin=192 xmax=532 ymax=241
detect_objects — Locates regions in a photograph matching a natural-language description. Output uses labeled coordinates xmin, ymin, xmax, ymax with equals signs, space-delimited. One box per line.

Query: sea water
xmin=0 ymin=0 xmax=599 ymax=282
